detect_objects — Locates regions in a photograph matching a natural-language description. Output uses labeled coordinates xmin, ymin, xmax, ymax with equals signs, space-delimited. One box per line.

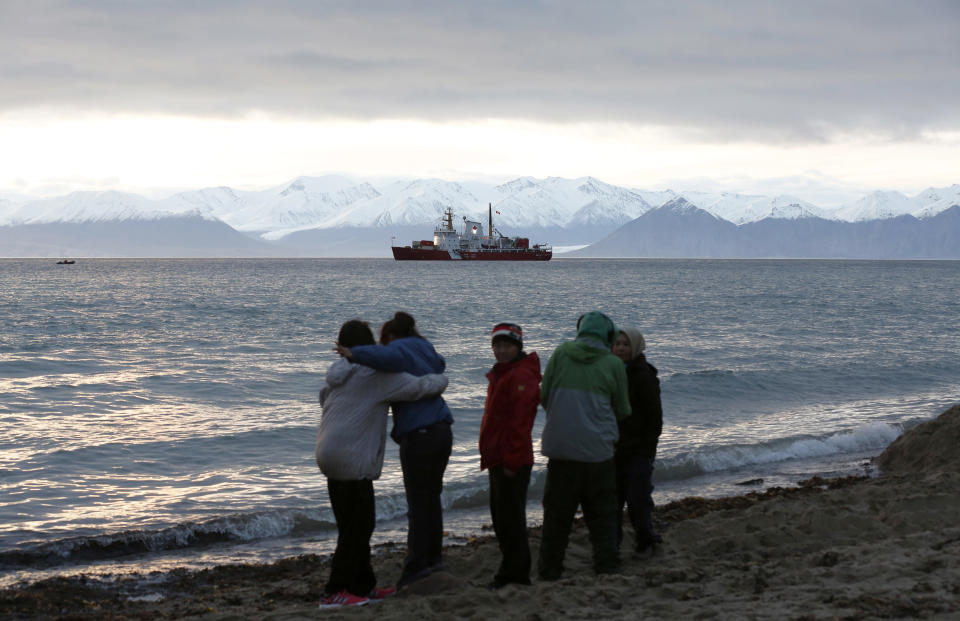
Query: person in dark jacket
xmin=479 ymin=322 xmax=541 ymax=589
xmin=335 ymin=311 xmax=454 ymax=589
xmin=612 ymin=327 xmax=663 ymax=553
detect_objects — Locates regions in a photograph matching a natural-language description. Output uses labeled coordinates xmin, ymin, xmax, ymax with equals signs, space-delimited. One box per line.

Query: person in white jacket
xmin=316 ymin=319 xmax=448 ymax=609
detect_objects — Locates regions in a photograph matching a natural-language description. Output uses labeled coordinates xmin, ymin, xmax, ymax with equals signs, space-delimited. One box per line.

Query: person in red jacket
xmin=479 ymin=322 xmax=541 ymax=589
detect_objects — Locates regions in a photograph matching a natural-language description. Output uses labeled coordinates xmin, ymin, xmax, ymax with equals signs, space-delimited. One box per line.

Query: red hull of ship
xmin=391 ymin=247 xmax=552 ymax=261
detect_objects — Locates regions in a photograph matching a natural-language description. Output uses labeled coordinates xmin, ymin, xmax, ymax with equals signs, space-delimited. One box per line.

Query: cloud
xmin=1 ymin=0 xmax=958 ymax=142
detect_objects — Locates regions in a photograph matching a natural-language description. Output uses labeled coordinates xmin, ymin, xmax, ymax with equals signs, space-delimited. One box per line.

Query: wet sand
xmin=3 ymin=405 xmax=959 ymax=620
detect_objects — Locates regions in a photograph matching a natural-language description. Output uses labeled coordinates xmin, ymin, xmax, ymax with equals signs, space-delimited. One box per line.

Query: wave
xmin=0 ymin=508 xmax=336 ymax=570
xmin=655 ymin=421 xmax=904 ymax=482
xmin=662 ymin=361 xmax=960 ymax=407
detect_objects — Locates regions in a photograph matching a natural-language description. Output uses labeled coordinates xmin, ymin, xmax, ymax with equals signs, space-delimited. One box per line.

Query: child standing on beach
xmin=478 ymin=323 xmax=541 ymax=589
xmin=317 ymin=319 xmax=449 ymax=608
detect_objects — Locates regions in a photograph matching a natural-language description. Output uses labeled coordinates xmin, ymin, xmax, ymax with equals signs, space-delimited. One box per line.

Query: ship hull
xmin=391 ymin=247 xmax=551 ymax=261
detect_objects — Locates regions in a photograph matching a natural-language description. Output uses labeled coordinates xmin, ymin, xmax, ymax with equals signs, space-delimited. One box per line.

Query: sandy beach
xmin=3 ymin=404 xmax=959 ymax=620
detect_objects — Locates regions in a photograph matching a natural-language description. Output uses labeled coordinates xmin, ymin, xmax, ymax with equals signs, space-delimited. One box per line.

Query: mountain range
xmin=1 ymin=176 xmax=958 ymax=258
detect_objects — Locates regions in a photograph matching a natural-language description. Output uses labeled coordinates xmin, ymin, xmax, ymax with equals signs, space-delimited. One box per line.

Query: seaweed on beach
xmin=654 ymin=474 xmax=869 ymax=524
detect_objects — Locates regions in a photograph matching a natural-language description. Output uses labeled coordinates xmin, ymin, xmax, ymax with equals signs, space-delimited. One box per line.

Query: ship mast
xmin=488 ymin=203 xmax=493 ymax=247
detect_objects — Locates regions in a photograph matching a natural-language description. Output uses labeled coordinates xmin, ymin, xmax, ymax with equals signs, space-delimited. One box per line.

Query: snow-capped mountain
xmin=164 ymin=186 xmax=246 ymax=220
xmin=666 ymin=191 xmax=826 ymax=224
xmin=319 ymin=178 xmax=484 ymax=230
xmin=0 ymin=198 xmax=17 ymax=225
xmin=215 ymin=176 xmax=381 ymax=234
xmin=832 ymin=190 xmax=916 ymax=222
xmin=491 ymin=176 xmax=651 ymax=229
xmin=8 ymin=191 xmax=211 ymax=225
xmin=764 ymin=197 xmax=827 ymax=220
xmin=567 ymin=178 xmax=653 ymax=226
xmin=911 ymin=184 xmax=960 ymax=218
xmin=632 ymin=188 xmax=678 ymax=209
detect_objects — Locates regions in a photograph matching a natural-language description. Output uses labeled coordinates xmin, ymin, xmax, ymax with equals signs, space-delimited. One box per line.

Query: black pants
xmin=615 ymin=454 xmax=659 ymax=550
xmin=397 ymin=421 xmax=452 ymax=587
xmin=325 ymin=478 xmax=376 ymax=596
xmin=538 ymin=458 xmax=619 ymax=580
xmin=488 ymin=464 xmax=532 ymax=586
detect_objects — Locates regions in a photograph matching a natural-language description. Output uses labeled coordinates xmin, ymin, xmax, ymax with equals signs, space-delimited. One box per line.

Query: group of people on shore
xmin=314 ymin=310 xmax=663 ymax=609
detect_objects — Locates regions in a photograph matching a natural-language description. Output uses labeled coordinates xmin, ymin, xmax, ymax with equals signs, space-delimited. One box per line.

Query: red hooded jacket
xmin=479 ymin=351 xmax=541 ymax=471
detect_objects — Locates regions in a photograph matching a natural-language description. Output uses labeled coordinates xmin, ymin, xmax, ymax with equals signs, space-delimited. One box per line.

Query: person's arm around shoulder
xmin=378 ymin=370 xmax=449 ymax=403
xmin=346 ymin=342 xmax=409 ymax=372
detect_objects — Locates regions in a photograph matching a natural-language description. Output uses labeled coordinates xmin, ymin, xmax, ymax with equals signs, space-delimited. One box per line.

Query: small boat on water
xmin=392 ymin=204 xmax=552 ymax=261
xmin=56 ymin=259 xmax=76 ymax=265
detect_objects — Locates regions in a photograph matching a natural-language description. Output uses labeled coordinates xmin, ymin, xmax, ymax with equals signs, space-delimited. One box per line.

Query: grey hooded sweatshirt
xmin=316 ymin=358 xmax=448 ymax=480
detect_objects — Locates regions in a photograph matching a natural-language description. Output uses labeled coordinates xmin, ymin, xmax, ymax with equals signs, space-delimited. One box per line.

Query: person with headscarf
xmin=537 ymin=311 xmax=631 ymax=580
xmin=612 ymin=327 xmax=663 ymax=553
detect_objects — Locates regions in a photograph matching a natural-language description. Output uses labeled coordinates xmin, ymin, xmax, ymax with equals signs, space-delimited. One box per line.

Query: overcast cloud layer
xmin=3 ymin=0 xmax=959 ymax=143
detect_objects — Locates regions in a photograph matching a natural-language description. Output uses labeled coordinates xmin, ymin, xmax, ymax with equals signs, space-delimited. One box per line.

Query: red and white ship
xmin=391 ymin=204 xmax=552 ymax=261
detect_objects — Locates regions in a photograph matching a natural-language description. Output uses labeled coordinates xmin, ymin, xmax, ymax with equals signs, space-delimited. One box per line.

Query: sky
xmin=1 ymin=0 xmax=958 ymax=206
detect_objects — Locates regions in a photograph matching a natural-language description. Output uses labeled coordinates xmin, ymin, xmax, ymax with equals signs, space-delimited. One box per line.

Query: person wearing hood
xmin=612 ymin=327 xmax=664 ymax=554
xmin=316 ymin=319 xmax=448 ymax=608
xmin=537 ymin=311 xmax=631 ymax=581
xmin=335 ymin=311 xmax=454 ymax=589
xmin=479 ymin=322 xmax=541 ymax=589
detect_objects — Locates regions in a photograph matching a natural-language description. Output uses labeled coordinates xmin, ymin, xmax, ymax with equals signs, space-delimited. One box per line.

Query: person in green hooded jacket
xmin=537 ymin=311 xmax=631 ymax=580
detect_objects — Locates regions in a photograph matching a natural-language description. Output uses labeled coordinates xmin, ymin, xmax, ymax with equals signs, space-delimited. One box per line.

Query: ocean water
xmin=1 ymin=258 xmax=959 ymax=587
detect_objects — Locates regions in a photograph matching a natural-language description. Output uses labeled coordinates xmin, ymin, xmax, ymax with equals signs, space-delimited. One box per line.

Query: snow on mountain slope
xmin=492 ymin=177 xmax=582 ymax=228
xmin=566 ymin=178 xmax=652 ymax=226
xmin=164 ymin=186 xmax=246 ymax=220
xmin=279 ymin=175 xmax=651 ymax=235
xmin=4 ymin=178 xmax=959 ymax=240
xmin=659 ymin=196 xmax=720 ymax=217
xmin=678 ymin=191 xmax=764 ymax=223
xmin=220 ymin=176 xmax=381 ymax=233
xmin=490 ymin=176 xmax=650 ymax=228
xmin=911 ymin=184 xmax=960 ymax=218
xmin=764 ymin=197 xmax=829 ymax=220
xmin=0 ymin=198 xmax=18 ymax=225
xmin=8 ymin=191 xmax=208 ymax=225
xmin=632 ymin=189 xmax=678 ymax=208
xmin=832 ymin=190 xmax=916 ymax=222
xmin=312 ymin=178 xmax=486 ymax=232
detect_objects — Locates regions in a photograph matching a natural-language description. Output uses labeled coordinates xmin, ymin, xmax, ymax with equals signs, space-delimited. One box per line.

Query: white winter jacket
xmin=316 ymin=357 xmax=448 ymax=480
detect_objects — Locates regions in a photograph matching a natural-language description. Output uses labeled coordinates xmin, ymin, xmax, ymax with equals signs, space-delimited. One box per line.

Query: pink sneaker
xmin=318 ymin=590 xmax=370 ymax=609
xmin=367 ymin=586 xmax=396 ymax=600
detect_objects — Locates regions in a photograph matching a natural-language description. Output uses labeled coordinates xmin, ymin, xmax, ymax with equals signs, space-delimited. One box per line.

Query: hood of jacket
xmin=325 ymin=357 xmax=358 ymax=388
xmin=576 ymin=311 xmax=618 ymax=348
xmin=619 ymin=326 xmax=646 ymax=361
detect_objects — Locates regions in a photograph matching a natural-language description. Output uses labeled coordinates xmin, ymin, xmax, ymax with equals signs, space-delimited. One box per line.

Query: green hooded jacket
xmin=540 ymin=311 xmax=631 ymax=462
